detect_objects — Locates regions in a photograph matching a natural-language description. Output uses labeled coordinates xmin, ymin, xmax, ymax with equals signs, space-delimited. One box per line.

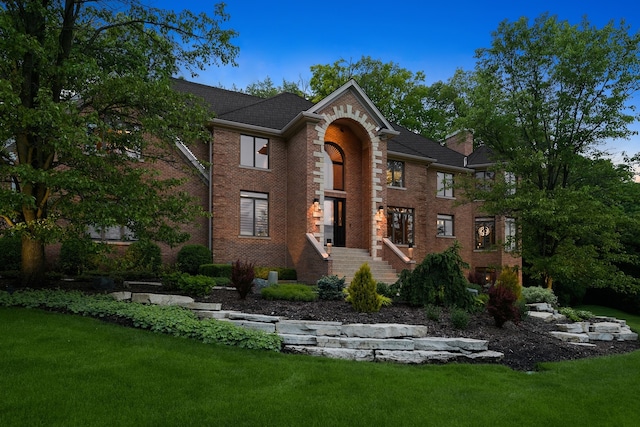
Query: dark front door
xmin=324 ymin=197 xmax=346 ymax=247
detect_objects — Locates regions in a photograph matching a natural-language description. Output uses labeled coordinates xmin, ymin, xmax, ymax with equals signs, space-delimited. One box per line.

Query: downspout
xmin=208 ymin=128 xmax=213 ymax=252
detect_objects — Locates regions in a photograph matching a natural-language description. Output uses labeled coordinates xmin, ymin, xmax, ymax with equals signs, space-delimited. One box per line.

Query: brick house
xmin=164 ymin=78 xmax=521 ymax=283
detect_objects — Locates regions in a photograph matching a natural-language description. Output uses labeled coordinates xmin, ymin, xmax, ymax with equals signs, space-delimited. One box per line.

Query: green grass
xmin=1 ymin=307 xmax=640 ymax=426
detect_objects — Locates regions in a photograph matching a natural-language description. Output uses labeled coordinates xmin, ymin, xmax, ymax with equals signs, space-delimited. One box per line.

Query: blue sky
xmin=153 ymin=0 xmax=640 ymax=165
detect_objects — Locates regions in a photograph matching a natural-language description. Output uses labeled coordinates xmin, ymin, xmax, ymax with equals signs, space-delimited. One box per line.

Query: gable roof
xmin=171 ymin=78 xmax=487 ymax=170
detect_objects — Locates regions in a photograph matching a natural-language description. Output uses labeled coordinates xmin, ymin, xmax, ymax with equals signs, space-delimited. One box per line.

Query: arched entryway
xmin=322 ymin=120 xmax=372 ymax=250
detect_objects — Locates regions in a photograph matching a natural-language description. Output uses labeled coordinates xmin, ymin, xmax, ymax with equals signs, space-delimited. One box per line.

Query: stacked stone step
xmin=329 ymin=247 xmax=399 ymax=285
xmin=527 ymin=302 xmax=638 ymax=344
xmin=109 ymin=292 xmax=503 ymax=364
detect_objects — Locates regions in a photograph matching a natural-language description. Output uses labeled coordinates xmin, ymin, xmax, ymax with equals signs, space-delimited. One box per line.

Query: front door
xmin=324 ymin=197 xmax=346 ymax=247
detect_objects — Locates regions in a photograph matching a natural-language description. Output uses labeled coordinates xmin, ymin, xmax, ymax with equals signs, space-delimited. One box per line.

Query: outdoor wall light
xmin=326 ymin=239 xmax=332 ymax=256
xmin=313 ymin=198 xmax=320 ymax=210
xmin=408 ymin=243 xmax=414 ymax=260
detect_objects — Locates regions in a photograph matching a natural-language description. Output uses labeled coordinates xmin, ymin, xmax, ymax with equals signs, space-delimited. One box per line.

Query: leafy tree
xmin=308 ymin=56 xmax=457 ymax=140
xmin=457 ymin=14 xmax=640 ymax=294
xmin=243 ymin=76 xmax=308 ymax=99
xmin=0 ymin=1 xmax=238 ymax=286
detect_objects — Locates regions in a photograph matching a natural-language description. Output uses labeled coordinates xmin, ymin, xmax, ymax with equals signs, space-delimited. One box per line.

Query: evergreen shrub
xmin=398 ymin=243 xmax=474 ymax=310
xmin=254 ymin=267 xmax=297 ymax=281
xmin=316 ymin=275 xmax=346 ymax=301
xmin=176 ymin=244 xmax=212 ymax=275
xmin=199 ymin=263 xmax=233 ymax=278
xmin=346 ymin=263 xmax=390 ymax=313
xmin=522 ymin=286 xmax=558 ymax=306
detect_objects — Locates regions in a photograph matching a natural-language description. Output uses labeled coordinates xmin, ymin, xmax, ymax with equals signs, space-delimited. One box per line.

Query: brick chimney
xmin=445 ymin=130 xmax=474 ymax=156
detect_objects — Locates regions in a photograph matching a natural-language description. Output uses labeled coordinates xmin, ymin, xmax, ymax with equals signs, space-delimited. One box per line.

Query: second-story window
xmin=240 ymin=135 xmax=269 ymax=169
xmin=437 ymin=172 xmax=454 ymax=198
xmin=387 ymin=160 xmax=405 ymax=187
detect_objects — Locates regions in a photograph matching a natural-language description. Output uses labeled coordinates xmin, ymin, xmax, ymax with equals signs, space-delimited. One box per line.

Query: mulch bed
xmin=5 ymin=280 xmax=639 ymax=371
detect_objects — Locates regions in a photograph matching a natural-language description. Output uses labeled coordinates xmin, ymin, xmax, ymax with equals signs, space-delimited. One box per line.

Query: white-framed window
xmin=505 ymin=217 xmax=517 ymax=251
xmin=505 ymin=172 xmax=516 ymax=195
xmin=386 ymin=207 xmax=414 ymax=245
xmin=387 ymin=160 xmax=405 ymax=187
xmin=88 ymin=225 xmax=136 ymax=242
xmin=240 ymin=191 xmax=269 ymax=237
xmin=475 ymin=217 xmax=495 ymax=250
xmin=437 ymin=214 xmax=454 ymax=237
xmin=240 ymin=135 xmax=269 ymax=169
xmin=436 ymin=172 xmax=454 ymax=198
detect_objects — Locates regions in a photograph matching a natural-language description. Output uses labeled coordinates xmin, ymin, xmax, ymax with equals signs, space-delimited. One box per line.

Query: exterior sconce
xmin=379 ymin=205 xmax=384 ymax=215
xmin=408 ymin=243 xmax=414 ymax=260
xmin=326 ymin=239 xmax=332 ymax=256
xmin=313 ymin=198 xmax=320 ymax=211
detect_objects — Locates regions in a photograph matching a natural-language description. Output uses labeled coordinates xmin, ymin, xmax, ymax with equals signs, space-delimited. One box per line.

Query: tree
xmin=308 ymin=56 xmax=458 ymax=140
xmin=243 ymin=76 xmax=308 ymax=99
xmin=457 ymin=14 xmax=640 ymax=294
xmin=0 ymin=1 xmax=238 ymax=286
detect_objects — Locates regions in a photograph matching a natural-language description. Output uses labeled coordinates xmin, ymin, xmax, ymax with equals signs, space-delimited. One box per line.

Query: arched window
xmin=324 ymin=142 xmax=344 ymax=191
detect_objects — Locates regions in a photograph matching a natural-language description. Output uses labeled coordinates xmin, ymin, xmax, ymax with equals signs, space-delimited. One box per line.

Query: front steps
xmin=329 ymin=247 xmax=400 ymax=285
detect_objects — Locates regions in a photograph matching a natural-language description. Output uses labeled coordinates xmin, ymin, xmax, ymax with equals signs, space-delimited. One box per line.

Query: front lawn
xmin=1 ymin=307 xmax=639 ymax=426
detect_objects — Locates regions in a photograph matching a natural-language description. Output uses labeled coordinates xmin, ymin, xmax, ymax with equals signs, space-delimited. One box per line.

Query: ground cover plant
xmin=261 ymin=284 xmax=317 ymax=301
xmin=1 ymin=307 xmax=640 ymax=426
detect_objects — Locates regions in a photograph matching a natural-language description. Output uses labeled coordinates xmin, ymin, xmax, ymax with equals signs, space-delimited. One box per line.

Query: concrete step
xmin=329 ymin=247 xmax=399 ymax=284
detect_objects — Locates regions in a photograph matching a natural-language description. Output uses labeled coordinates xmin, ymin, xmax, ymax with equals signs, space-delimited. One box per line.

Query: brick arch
xmin=311 ymin=105 xmax=385 ymax=258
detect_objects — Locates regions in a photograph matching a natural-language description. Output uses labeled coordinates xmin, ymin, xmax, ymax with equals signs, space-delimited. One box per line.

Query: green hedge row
xmin=198 ymin=264 xmax=297 ymax=281
xmin=0 ymin=289 xmax=282 ymax=352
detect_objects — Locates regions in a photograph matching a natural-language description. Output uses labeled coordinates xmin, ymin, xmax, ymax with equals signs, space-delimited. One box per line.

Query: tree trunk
xmin=21 ymin=235 xmax=47 ymax=287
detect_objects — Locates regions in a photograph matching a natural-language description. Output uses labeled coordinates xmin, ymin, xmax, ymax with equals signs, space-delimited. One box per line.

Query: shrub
xmin=316 ymin=275 xmax=346 ymax=301
xmin=213 ymin=277 xmax=232 ymax=287
xmin=254 ymin=267 xmax=297 ymax=281
xmin=199 ymin=263 xmax=233 ymax=278
xmin=496 ymin=266 xmax=521 ymax=300
xmin=425 ymin=304 xmax=441 ymax=321
xmin=176 ymin=245 xmax=212 ymax=275
xmin=59 ymin=236 xmax=106 ymax=275
xmin=450 ymin=307 xmax=470 ymax=330
xmin=522 ymin=286 xmax=558 ymax=306
xmin=0 ymin=234 xmax=21 ymax=271
xmin=261 ymin=284 xmax=317 ymax=302
xmin=398 ymin=243 xmax=474 ymax=310
xmin=346 ymin=263 xmax=389 ymax=313
xmin=231 ymin=259 xmax=255 ymax=299
xmin=161 ymin=273 xmax=215 ymax=297
xmin=121 ymin=240 xmax=162 ymax=272
xmin=487 ymin=284 xmax=520 ymax=327
xmin=558 ymin=307 xmax=594 ymax=322
xmin=376 ymin=282 xmax=398 ymax=299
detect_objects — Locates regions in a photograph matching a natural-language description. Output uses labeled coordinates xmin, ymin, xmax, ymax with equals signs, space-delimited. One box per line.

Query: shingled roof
xmin=171 ymin=78 xmax=477 ymax=169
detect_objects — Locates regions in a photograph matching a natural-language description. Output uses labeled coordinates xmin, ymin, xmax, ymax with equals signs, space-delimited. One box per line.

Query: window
xmin=387 ymin=207 xmax=414 ymax=245
xmin=505 ymin=217 xmax=517 ymax=251
xmin=387 ymin=160 xmax=405 ymax=187
xmin=240 ymin=135 xmax=269 ymax=169
xmin=475 ymin=170 xmax=495 ymax=192
xmin=240 ymin=191 xmax=269 ymax=236
xmin=436 ymin=172 xmax=454 ymax=197
xmin=475 ymin=217 xmax=495 ymax=250
xmin=505 ymin=172 xmax=516 ymax=195
xmin=324 ymin=142 xmax=344 ymax=191
xmin=88 ymin=225 xmax=136 ymax=242
xmin=437 ymin=214 xmax=454 ymax=237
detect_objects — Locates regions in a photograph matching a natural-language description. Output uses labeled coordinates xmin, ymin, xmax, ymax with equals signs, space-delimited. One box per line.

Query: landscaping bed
xmin=5 ymin=279 xmax=639 ymax=371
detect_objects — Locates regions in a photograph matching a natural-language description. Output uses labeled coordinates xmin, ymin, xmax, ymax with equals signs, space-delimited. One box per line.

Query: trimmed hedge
xmin=199 ymin=263 xmax=233 ymax=278
xmin=0 ymin=289 xmax=282 ymax=352
xmin=254 ymin=267 xmax=297 ymax=281
xmin=261 ymin=284 xmax=317 ymax=302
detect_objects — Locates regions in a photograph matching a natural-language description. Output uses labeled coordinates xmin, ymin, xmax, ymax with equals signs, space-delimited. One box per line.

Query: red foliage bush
xmin=487 ymin=284 xmax=520 ymax=327
xmin=231 ymin=259 xmax=255 ymax=300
